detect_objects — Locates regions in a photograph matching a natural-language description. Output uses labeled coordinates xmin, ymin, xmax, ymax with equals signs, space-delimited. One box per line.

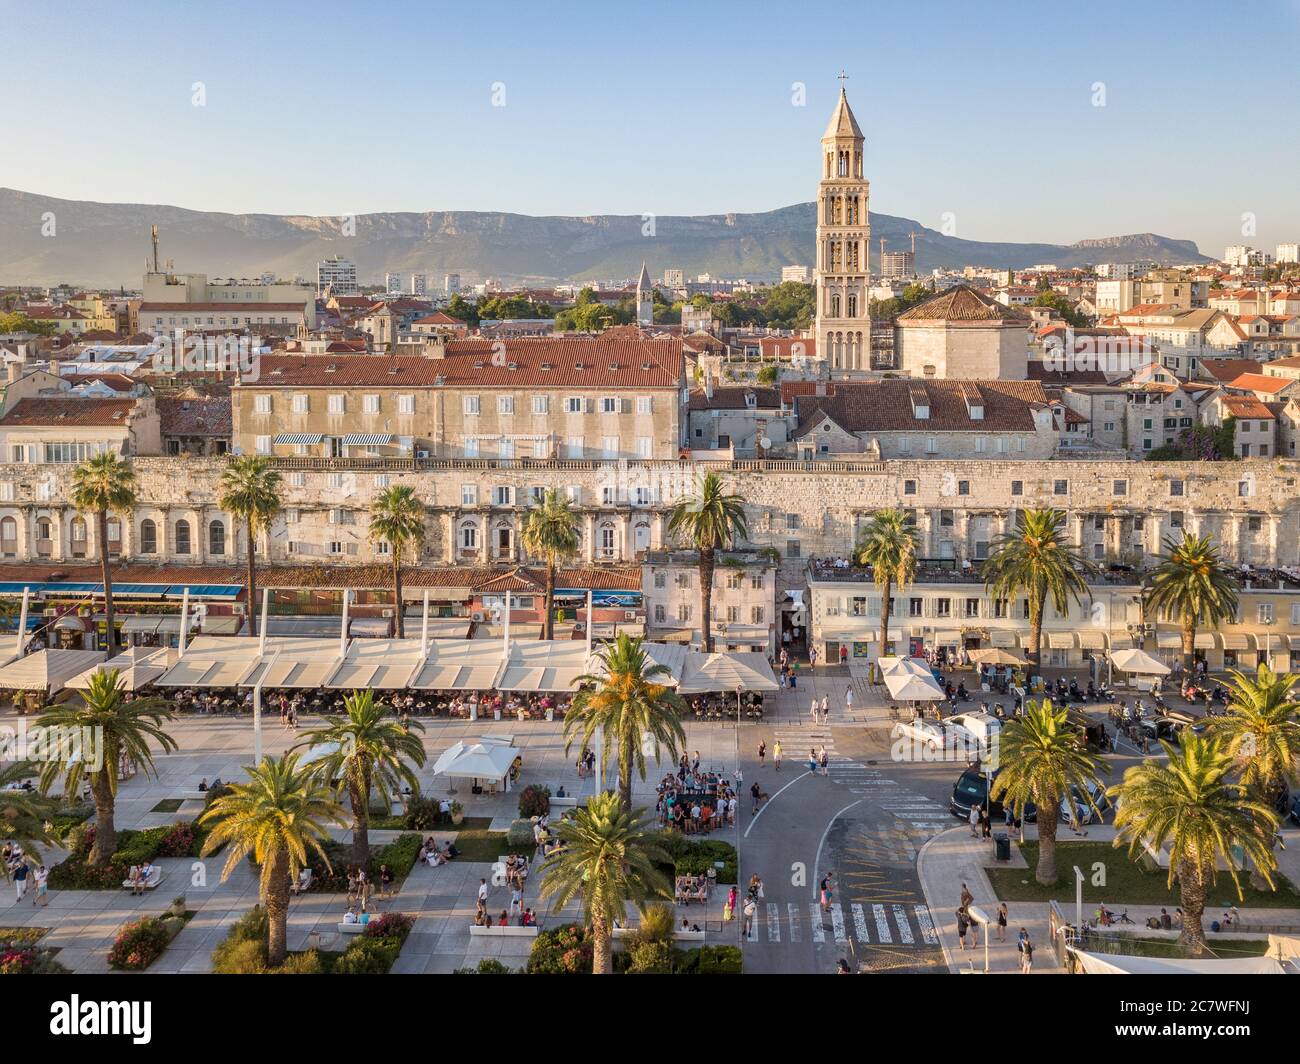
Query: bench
xmin=469 ymin=924 xmax=539 ymax=937
xmin=548 ymin=796 xmax=579 ymax=809
xmin=121 ymin=867 xmax=164 ymax=891
xmin=179 ymin=790 xmax=209 ymax=801
xmin=612 ymin=926 xmax=706 ymax=942
xmin=337 ymin=920 xmax=371 ymax=934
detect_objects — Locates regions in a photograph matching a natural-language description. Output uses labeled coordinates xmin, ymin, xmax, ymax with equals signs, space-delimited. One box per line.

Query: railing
xmin=262 ymin=455 xmax=889 ymax=474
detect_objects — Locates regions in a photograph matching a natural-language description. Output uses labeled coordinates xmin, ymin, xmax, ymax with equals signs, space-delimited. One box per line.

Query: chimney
xmin=424 ymin=336 xmax=447 ymax=360
xmin=704 ymin=363 xmax=714 ymax=400
xmin=6 ymin=362 xmax=21 ymax=384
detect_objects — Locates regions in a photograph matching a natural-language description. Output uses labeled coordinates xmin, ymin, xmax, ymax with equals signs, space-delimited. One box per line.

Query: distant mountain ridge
xmin=0 ymin=187 xmax=1211 ymax=288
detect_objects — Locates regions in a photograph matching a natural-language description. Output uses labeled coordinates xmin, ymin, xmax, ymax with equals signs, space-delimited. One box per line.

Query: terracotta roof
xmin=0 ymin=562 xmax=640 ymax=594
xmin=157 ymin=396 xmax=232 ymax=437
xmin=67 ymin=372 xmax=138 ymax=392
xmin=1026 ymin=364 xmax=1109 ymax=385
xmin=1200 ymin=358 xmax=1262 ymax=382
xmin=794 ymin=379 xmax=1048 ymax=435
xmin=896 ymin=285 xmax=1028 ymax=325
xmin=686 ymin=386 xmax=781 ymax=411
xmin=21 ymin=305 xmax=86 ymax=320
xmin=1218 ymin=395 xmax=1275 ymax=419
xmin=412 ymin=311 xmax=465 ymax=326
xmin=244 ymin=337 xmax=682 ymax=389
xmin=757 ymin=336 xmax=816 ymax=357
xmin=0 ymin=397 xmax=136 ymax=428
xmin=1227 ymin=373 xmax=1294 ymax=395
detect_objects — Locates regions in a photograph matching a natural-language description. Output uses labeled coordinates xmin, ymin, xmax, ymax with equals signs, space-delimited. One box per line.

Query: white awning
xmin=1078 ymin=631 xmax=1108 ymax=650
xmin=65 ymin=647 xmax=176 ymax=691
xmin=991 ymin=629 xmax=1019 ymax=647
xmin=348 ymin=617 xmax=392 ymax=638
xmin=1109 ymin=647 xmax=1171 ymax=675
xmin=325 ymin=638 xmax=425 ymax=690
xmin=341 ymin=433 xmax=395 ymax=446
xmin=1047 ymin=632 xmax=1077 ymax=649
xmin=933 ymin=630 xmax=962 ymax=645
xmin=0 ymin=649 xmax=106 ymax=693
xmin=676 ymin=651 xmax=780 ymax=694
xmin=1221 ymin=633 xmax=1253 ymax=651
xmin=274 ymin=433 xmax=324 ymax=444
xmin=1194 ymin=633 xmax=1218 ymax=650
xmin=411 ymin=639 xmax=506 ymax=691
xmin=1156 ymin=631 xmax=1182 ymax=649
xmin=496 ymin=640 xmax=594 ymax=692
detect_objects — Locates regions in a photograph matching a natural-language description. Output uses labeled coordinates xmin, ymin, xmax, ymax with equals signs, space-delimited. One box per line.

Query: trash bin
xmin=994 ymin=833 xmax=1011 ymax=861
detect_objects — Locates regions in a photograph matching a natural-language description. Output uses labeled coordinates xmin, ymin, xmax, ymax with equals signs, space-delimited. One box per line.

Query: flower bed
xmin=211 ymin=906 xmax=414 ymax=974
xmin=302 ymin=834 xmax=422 ymax=893
xmin=526 ymin=924 xmax=593 ymax=974
xmin=108 ymin=915 xmax=182 ymax=971
xmin=48 ymin=820 xmax=208 ymax=890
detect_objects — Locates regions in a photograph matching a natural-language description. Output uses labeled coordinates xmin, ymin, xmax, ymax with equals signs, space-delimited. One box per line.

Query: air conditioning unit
xmin=471 ymin=610 xmax=485 ymax=623
xmin=573 ymin=621 xmax=586 ymax=633
xmin=416 ymin=450 xmax=430 ymax=459
xmin=381 ymin=609 xmax=394 ymax=619
xmin=624 ymin=611 xmax=637 ymax=621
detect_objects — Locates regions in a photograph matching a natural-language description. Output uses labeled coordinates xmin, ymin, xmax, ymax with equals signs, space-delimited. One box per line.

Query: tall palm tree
xmin=71 ymin=452 xmax=137 ymax=654
xmin=368 ymin=485 xmax=426 ymax=639
xmin=565 ymin=633 xmax=687 ymax=812
xmin=218 ymin=455 xmax=282 ymax=638
xmin=295 ymin=689 xmax=426 ymax=868
xmin=200 ymin=754 xmax=346 ymax=967
xmin=1205 ymin=664 xmax=1300 ymax=886
xmin=36 ymin=669 xmax=176 ymax=865
xmin=854 ymin=508 xmax=920 ymax=677
xmin=1143 ymin=532 xmax=1239 ymax=677
xmin=537 ymin=791 xmax=672 ymax=974
xmin=981 ymin=508 xmax=1089 ymax=672
xmin=667 ymin=472 xmax=748 ymax=653
xmin=0 ymin=762 xmax=57 ymax=860
xmin=1110 ymin=734 xmax=1278 ymax=955
xmin=989 ymin=698 xmax=1108 ymax=886
xmin=521 ymin=489 xmax=579 ymax=640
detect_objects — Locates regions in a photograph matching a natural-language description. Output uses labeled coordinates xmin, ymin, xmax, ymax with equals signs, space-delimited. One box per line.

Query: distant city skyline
xmin=5 ymin=0 xmax=1300 ymax=256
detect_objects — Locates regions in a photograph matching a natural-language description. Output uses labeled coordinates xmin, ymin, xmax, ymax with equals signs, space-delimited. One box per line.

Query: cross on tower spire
xmin=836 ymin=70 xmax=849 ymax=88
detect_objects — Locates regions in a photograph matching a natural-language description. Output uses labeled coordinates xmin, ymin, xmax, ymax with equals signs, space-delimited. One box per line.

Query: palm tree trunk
xmin=543 ymin=559 xmax=556 ymax=641
xmin=591 ymin=912 xmax=613 ymax=975
xmin=878 ymin=576 xmax=892 ymax=682
xmin=245 ymin=517 xmax=259 ymax=637
xmin=98 ymin=508 xmax=116 ymax=655
xmin=87 ymin=764 xmax=117 ymax=866
xmin=1181 ymin=611 xmax=1196 ymax=678
xmin=392 ymin=552 xmax=404 ymax=639
xmin=699 ymin=546 xmax=716 ymax=654
xmin=618 ymin=737 xmax=633 ymax=813
xmin=266 ymin=849 xmax=291 ymax=967
xmin=1035 ymin=795 xmax=1060 ymax=887
xmin=349 ymin=770 xmax=369 ymax=871
xmin=1176 ymin=858 xmax=1208 ymax=956
xmin=1028 ymin=592 xmax=1045 ymax=676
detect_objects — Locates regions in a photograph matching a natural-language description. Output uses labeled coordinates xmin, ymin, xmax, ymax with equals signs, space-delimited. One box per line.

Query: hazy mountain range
xmin=0 ymin=187 xmax=1211 ymax=289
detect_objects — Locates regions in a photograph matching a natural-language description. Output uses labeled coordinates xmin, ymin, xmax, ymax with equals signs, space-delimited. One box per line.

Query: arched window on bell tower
xmin=831 ymin=294 xmax=841 ymax=317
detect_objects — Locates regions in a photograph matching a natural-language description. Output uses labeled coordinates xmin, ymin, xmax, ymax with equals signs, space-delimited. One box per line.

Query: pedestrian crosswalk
xmin=768 ymin=726 xmax=953 ymax=833
xmin=750 ymin=899 xmax=939 ymax=948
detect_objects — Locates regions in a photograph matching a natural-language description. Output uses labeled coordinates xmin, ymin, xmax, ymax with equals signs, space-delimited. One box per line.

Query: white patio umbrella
xmin=1109 ymin=648 xmax=1171 ymax=676
xmin=968 ymin=647 xmax=1027 ymax=667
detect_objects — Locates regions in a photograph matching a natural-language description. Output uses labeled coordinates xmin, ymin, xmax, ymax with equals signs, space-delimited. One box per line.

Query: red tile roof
xmin=897 ymin=285 xmax=1029 ymax=324
xmin=1218 ymin=395 xmax=1275 ymax=419
xmin=244 ymin=337 xmax=682 ymax=389
xmin=157 ymin=396 xmax=232 ymax=437
xmin=1200 ymin=358 xmax=1263 ymax=382
xmin=0 ymin=397 xmax=136 ymax=427
xmin=794 ymin=379 xmax=1048 ymax=435
xmin=1227 ymin=373 xmax=1294 ymax=394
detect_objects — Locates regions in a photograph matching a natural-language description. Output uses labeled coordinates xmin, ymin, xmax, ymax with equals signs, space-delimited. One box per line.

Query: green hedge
xmin=108 ymin=915 xmax=179 ymax=971
xmin=656 ymin=835 xmax=738 ymax=884
xmin=212 ymin=907 xmax=413 ymax=975
xmin=303 ymin=833 xmax=422 ymax=893
xmin=526 ymin=924 xmax=592 ymax=974
xmin=48 ymin=819 xmax=207 ymax=890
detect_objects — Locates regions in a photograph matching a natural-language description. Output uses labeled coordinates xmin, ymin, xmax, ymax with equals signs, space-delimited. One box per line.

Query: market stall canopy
xmin=238 ymin=637 xmax=348 ymax=689
xmin=410 ymin=639 xmax=506 ymax=691
xmin=65 ymin=647 xmax=177 ymax=691
xmin=676 ymin=651 xmax=779 ymax=694
xmin=0 ymin=649 xmax=106 ymax=693
xmin=877 ymin=656 xmax=934 ymax=679
xmin=432 ymin=739 xmax=518 ymax=782
xmin=154 ymin=635 xmax=265 ymax=688
xmin=968 ymin=647 xmax=1027 ymax=666
xmin=882 ymin=671 xmax=945 ymax=702
xmin=1108 ymin=648 xmax=1171 ymax=676
xmin=496 ymin=640 xmax=592 ymax=692
xmin=325 ymin=639 xmax=425 ymax=690
xmin=1069 ymin=949 xmax=1285 ymax=975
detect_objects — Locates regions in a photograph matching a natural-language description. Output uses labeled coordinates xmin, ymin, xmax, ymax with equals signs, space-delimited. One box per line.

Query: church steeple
xmin=636 ymin=261 xmax=653 ymax=326
xmin=814 ymin=81 xmax=871 ymax=373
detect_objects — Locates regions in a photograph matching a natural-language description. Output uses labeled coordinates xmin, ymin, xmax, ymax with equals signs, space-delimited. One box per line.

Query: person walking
xmin=996 ymin=902 xmax=1008 ymax=942
xmin=969 ymin=803 xmax=981 ymax=838
xmin=820 ymin=694 xmax=829 ymax=724
xmin=32 ymin=863 xmax=49 ymax=907
xmin=758 ymin=740 xmax=766 ymax=768
xmin=843 ymin=686 xmax=853 ymax=717
xmin=810 ymin=697 xmax=819 ymax=725
xmin=819 ymin=872 xmax=834 ymax=913
xmin=742 ymin=895 xmax=756 ymax=938
xmin=13 ymin=858 xmax=29 ymax=903
xmin=819 ymin=747 xmax=829 ymax=777
xmin=956 ymin=907 xmax=969 ymax=950
xmin=1019 ymin=930 xmax=1034 ymax=973
xmin=773 ymin=740 xmax=783 ymax=772
xmin=960 ymin=882 xmax=974 ymax=909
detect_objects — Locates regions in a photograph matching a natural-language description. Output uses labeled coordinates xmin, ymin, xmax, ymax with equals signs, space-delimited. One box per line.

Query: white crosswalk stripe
xmin=851 ymin=902 xmax=870 ymax=943
xmin=787 ymin=902 xmax=802 ymax=943
xmin=766 ymin=903 xmax=781 ymax=942
xmin=914 ymin=905 xmax=939 ymax=943
xmin=872 ymin=904 xmax=893 ymax=943
xmin=892 ymin=904 xmax=915 ymax=944
xmin=829 ymin=902 xmax=848 ymax=943
xmin=808 ymin=902 xmax=826 ymax=943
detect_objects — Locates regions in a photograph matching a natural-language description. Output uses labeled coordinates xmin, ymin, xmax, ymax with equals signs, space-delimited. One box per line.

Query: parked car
xmin=891 ymin=717 xmax=948 ymax=753
xmin=945 ymin=711 xmax=1002 ymax=752
xmin=1060 ymin=780 xmax=1110 ymax=825
xmin=949 ymin=766 xmax=1036 ymax=822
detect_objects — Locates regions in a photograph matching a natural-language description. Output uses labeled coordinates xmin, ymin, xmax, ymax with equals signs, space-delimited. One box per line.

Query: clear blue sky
xmin=6 ymin=0 xmax=1300 ymax=254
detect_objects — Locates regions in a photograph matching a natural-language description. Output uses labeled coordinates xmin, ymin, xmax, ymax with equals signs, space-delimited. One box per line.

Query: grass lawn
xmin=369 ymin=812 xmax=493 ymax=831
xmin=1082 ymin=935 xmax=1270 ymax=960
xmin=453 ymin=828 xmax=536 ymax=863
xmin=151 ymin=799 xmax=185 ymax=813
xmin=987 ymin=841 xmax=1300 ymax=909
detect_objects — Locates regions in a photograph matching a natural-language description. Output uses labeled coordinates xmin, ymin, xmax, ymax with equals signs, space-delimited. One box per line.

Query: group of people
xmin=2 ymin=844 xmax=48 ymax=905
xmin=418 ymin=837 xmax=460 ymax=867
xmin=686 ymin=693 xmax=765 ymax=720
xmin=474 ymin=862 xmax=536 ymax=928
xmin=657 ymin=764 xmax=737 ymax=835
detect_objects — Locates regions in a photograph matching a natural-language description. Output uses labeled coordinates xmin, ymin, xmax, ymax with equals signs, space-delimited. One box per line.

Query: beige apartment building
xmin=232 ymin=337 xmax=685 ymax=461
xmin=643 ymin=550 xmax=779 ymax=653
